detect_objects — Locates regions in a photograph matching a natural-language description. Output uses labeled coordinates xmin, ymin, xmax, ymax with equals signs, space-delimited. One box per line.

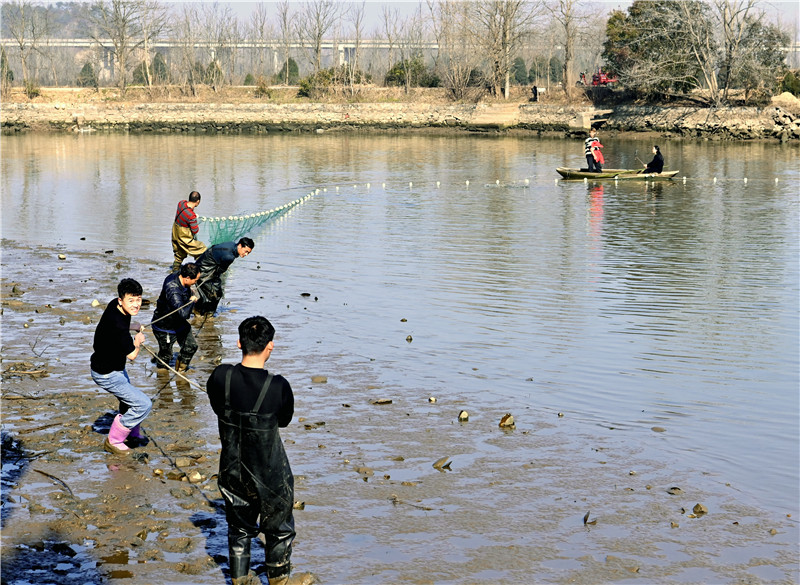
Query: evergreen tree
xmin=77 ymin=62 xmax=98 ymax=88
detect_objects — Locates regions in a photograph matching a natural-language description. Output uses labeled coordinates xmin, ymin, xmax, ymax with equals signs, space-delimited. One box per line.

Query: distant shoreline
xmin=2 ymin=88 xmax=799 ymax=141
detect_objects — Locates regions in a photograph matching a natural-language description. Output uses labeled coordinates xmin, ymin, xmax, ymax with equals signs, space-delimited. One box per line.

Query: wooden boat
xmin=556 ymin=167 xmax=679 ymax=180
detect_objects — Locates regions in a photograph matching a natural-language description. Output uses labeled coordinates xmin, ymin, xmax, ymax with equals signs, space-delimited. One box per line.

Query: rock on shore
xmin=2 ymin=98 xmax=798 ymax=140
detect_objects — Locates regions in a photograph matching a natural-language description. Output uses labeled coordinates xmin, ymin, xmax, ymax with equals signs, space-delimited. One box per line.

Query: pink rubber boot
xmin=104 ymin=414 xmax=132 ymax=454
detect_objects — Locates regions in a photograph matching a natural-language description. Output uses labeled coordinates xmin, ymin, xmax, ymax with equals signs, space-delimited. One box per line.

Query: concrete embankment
xmin=2 ymin=99 xmax=799 ymax=141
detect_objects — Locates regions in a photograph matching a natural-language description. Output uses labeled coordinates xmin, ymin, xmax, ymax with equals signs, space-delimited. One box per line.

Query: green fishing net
xmin=197 ymin=192 xmax=315 ymax=246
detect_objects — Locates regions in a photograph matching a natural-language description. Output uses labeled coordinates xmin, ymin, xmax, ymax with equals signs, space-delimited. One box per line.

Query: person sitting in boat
xmin=642 ymin=145 xmax=664 ymax=174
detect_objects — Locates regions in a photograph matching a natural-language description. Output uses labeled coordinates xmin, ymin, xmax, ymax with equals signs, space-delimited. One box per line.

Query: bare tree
xmin=296 ymin=0 xmax=340 ymax=73
xmin=248 ymin=2 xmax=274 ymax=79
xmin=174 ymin=3 xmax=202 ymax=96
xmin=382 ymin=4 xmax=427 ymax=94
xmin=4 ymin=0 xmax=51 ymax=96
xmin=137 ymin=0 xmax=168 ymax=89
xmin=427 ymin=0 xmax=479 ymax=100
xmin=199 ymin=2 xmax=240 ymax=89
xmin=475 ymin=0 xmax=540 ymax=99
xmin=546 ymin=0 xmax=585 ymax=99
xmin=344 ymin=1 xmax=366 ymax=93
xmin=88 ymin=0 xmax=145 ymax=92
xmin=381 ymin=4 xmax=398 ymax=78
xmin=676 ymin=1 xmax=720 ymax=104
xmin=276 ymin=0 xmax=294 ymax=83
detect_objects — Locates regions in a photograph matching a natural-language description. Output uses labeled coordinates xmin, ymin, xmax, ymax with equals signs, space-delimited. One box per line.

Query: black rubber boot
xmin=228 ymin=533 xmax=251 ymax=581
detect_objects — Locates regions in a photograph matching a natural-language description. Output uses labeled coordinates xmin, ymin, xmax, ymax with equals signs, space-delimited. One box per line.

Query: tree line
xmin=0 ymin=0 xmax=795 ymax=105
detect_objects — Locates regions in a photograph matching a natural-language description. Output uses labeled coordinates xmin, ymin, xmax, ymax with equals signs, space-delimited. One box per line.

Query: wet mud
xmin=1 ymin=240 xmax=798 ymax=584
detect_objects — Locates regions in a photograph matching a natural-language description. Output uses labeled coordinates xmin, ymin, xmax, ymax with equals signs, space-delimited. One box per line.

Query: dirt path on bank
xmin=1 ymin=240 xmax=798 ymax=585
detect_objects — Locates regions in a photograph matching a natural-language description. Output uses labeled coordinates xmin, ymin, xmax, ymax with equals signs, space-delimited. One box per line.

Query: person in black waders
xmin=151 ymin=262 xmax=200 ymax=372
xmin=193 ymin=237 xmax=254 ymax=316
xmin=205 ymin=316 xmax=316 ymax=585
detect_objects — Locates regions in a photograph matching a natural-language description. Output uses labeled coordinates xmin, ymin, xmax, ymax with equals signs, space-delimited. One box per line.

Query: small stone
xmin=91 ymin=299 xmax=101 ymax=307
xmin=311 ymin=375 xmax=327 ymax=384
xmin=58 ymin=254 xmax=66 ymax=260
xmin=651 ymin=426 xmax=667 ymax=433
xmin=499 ymin=413 xmax=515 ymax=428
xmin=406 ymin=335 xmax=413 ymax=343
xmin=692 ymin=503 xmax=708 ymax=516
xmin=428 ymin=396 xmax=437 ymax=403
xmin=458 ymin=410 xmax=469 ymax=421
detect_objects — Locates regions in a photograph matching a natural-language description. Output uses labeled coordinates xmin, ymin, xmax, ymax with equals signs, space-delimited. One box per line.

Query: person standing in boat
xmin=642 ymin=145 xmax=664 ymax=174
xmin=584 ymin=128 xmax=603 ymax=172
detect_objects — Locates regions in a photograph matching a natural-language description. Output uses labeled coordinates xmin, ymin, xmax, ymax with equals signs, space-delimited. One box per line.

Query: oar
xmin=634 ymin=149 xmax=646 ymax=173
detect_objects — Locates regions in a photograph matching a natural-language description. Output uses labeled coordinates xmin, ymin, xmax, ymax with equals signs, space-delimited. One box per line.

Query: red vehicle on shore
xmin=578 ymin=68 xmax=619 ymax=86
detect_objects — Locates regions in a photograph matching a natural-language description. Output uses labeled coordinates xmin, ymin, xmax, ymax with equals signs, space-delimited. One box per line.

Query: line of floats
xmin=194 ymin=171 xmax=782 ymax=223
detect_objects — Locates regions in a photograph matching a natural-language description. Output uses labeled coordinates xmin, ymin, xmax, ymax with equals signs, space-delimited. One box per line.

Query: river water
xmin=1 ymin=131 xmax=798 ymax=522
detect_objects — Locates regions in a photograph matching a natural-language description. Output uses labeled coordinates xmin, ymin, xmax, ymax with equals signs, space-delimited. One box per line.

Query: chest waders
xmin=217 ymin=367 xmax=296 ymax=581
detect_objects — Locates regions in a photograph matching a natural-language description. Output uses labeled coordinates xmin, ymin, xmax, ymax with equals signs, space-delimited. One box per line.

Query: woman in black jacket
xmin=643 ymin=145 xmax=664 ymax=174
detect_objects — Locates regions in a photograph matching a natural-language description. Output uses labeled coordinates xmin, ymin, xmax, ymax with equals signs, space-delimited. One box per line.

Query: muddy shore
xmin=1 ymin=240 xmax=798 ymax=585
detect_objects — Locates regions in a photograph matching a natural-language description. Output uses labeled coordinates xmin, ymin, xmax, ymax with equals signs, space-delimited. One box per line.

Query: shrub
xmin=385 ymin=56 xmax=439 ymax=88
xmin=297 ymin=68 xmax=334 ymax=98
xmin=1 ymin=47 xmax=13 ymax=84
xmin=781 ymin=71 xmax=800 ymax=96
xmin=24 ymin=80 xmax=40 ymax=98
xmin=132 ymin=53 xmax=169 ymax=85
xmin=77 ymin=62 xmax=98 ymax=89
xmin=243 ymin=73 xmax=256 ymax=86
xmin=254 ymin=76 xmax=272 ymax=98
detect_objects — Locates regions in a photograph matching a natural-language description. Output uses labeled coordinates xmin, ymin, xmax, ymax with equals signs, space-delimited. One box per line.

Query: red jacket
xmin=592 ymin=141 xmax=605 ymax=165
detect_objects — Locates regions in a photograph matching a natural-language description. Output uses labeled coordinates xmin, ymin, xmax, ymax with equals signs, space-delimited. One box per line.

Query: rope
xmin=140 ymin=343 xmax=203 ymax=391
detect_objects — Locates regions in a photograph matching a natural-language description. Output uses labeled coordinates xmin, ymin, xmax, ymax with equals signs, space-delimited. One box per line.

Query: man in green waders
xmin=205 ymin=316 xmax=315 ymax=585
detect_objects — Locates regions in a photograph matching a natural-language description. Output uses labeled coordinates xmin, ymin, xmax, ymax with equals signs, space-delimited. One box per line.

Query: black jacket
xmin=153 ymin=272 xmax=194 ymax=333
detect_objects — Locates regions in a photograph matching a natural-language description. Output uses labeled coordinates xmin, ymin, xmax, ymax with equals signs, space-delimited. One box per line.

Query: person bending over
xmin=194 ymin=237 xmax=254 ymax=315
xmin=152 ymin=263 xmax=200 ymax=372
